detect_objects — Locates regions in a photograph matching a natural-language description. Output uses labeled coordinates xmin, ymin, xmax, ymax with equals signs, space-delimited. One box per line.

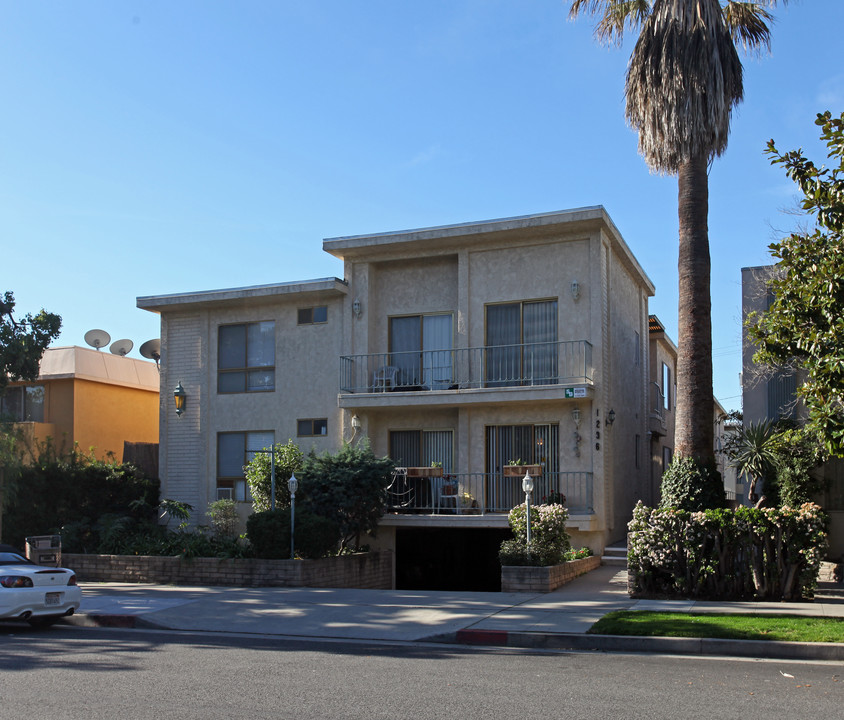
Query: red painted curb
xmin=456 ymin=629 xmax=509 ymax=645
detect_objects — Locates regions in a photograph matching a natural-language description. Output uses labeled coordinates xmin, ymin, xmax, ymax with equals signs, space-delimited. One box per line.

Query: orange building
xmin=1 ymin=346 xmax=159 ymax=462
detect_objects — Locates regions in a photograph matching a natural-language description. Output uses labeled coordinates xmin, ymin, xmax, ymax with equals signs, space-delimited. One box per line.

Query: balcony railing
xmin=340 ymin=340 xmax=593 ymax=394
xmin=386 ymin=471 xmax=594 ymax=516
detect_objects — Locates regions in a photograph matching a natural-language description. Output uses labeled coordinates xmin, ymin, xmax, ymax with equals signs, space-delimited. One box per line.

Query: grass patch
xmin=588 ymin=611 xmax=844 ymax=643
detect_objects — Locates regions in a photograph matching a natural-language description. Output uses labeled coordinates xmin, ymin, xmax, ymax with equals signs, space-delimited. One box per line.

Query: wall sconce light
xmin=352 ymin=299 xmax=362 ymax=318
xmin=351 ymin=414 xmax=361 ymax=430
xmin=571 ymin=281 xmax=581 ymax=301
xmin=606 ymin=408 xmax=616 ymax=427
xmin=571 ymin=407 xmax=581 ymax=425
xmin=174 ymin=381 xmax=187 ymax=417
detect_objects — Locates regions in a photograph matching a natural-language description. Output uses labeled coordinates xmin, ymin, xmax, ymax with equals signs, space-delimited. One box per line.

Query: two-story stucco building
xmin=139 ymin=208 xmax=666 ymax=589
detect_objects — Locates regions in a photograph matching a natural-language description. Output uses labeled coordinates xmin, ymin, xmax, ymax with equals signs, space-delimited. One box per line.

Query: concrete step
xmin=601 ymin=544 xmax=628 ymax=567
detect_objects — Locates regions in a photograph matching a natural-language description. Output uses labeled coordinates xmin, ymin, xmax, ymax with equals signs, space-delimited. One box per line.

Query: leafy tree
xmin=244 ymin=439 xmax=303 ymax=512
xmin=297 ymin=440 xmax=394 ymax=551
xmin=771 ymin=427 xmax=826 ymax=508
xmin=0 ymin=291 xmax=62 ymax=396
xmin=568 ymin=1 xmax=786 ymax=467
xmin=747 ymin=111 xmax=844 ymax=456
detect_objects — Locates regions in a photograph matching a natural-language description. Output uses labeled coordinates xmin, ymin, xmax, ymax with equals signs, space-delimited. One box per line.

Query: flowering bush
xmin=628 ymin=501 xmax=827 ymax=600
xmin=499 ymin=502 xmax=571 ymax=566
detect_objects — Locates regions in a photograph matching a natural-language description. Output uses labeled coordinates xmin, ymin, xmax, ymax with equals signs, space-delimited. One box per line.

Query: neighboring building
xmin=646 ymin=315 xmax=677 ymax=505
xmin=741 ymin=265 xmax=844 ymax=556
xmin=0 ymin=346 xmax=159 ymax=463
xmin=139 ymin=207 xmax=662 ymax=588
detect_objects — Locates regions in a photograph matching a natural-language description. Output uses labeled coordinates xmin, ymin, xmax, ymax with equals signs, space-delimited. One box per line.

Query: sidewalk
xmin=66 ymin=565 xmax=844 ymax=661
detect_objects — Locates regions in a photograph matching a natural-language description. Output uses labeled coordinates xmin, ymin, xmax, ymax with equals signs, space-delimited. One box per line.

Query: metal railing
xmin=386 ymin=471 xmax=594 ymax=516
xmin=340 ymin=340 xmax=593 ymax=394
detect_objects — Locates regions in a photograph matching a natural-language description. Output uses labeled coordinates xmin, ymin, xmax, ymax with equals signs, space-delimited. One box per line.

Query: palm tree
xmin=724 ymin=418 xmax=778 ymax=501
xmin=569 ymin=0 xmax=785 ymax=466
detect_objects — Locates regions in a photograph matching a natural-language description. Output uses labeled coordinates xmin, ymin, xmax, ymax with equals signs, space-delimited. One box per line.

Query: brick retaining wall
xmin=64 ymin=551 xmax=394 ymax=589
xmin=500 ymin=555 xmax=601 ymax=593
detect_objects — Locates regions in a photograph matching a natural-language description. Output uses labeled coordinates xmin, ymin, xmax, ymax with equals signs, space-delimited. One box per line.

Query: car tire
xmin=27 ymin=616 xmax=60 ymax=628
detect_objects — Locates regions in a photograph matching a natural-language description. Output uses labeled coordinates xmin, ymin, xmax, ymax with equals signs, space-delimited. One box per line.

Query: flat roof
xmin=323 ymin=206 xmax=655 ymax=296
xmin=137 ymin=277 xmax=348 ymax=313
xmin=22 ymin=346 xmax=160 ymax=391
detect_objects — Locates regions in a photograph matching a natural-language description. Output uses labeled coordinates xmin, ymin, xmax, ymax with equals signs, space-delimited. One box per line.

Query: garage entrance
xmin=395 ymin=527 xmax=512 ymax=592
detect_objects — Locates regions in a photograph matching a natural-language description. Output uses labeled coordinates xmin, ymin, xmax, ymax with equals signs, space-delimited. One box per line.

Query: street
xmin=1 ymin=625 xmax=841 ymax=719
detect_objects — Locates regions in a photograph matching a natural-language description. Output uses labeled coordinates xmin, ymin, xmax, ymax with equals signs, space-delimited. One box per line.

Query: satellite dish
xmin=140 ymin=338 xmax=161 ymax=370
xmin=84 ymin=329 xmax=111 ymax=350
xmin=110 ymin=339 xmax=134 ymax=356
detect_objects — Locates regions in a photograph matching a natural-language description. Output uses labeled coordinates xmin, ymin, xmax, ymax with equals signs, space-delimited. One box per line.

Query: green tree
xmin=297 ymin=440 xmax=394 ymax=551
xmin=0 ymin=291 xmax=62 ymax=396
xmin=747 ymin=111 xmax=844 ymax=456
xmin=568 ymin=0 xmax=786 ymax=471
xmin=244 ymin=439 xmax=304 ymax=512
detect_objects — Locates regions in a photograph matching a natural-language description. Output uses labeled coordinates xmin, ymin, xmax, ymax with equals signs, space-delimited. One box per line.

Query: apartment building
xmin=139 ymin=208 xmax=664 ymax=587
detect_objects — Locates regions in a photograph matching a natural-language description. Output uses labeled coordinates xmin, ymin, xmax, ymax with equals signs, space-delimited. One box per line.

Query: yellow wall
xmin=72 ymin=378 xmax=159 ymax=461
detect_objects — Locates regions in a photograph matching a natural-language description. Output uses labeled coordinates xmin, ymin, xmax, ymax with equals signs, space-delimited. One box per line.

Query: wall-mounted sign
xmin=564 ymin=387 xmax=587 ymax=399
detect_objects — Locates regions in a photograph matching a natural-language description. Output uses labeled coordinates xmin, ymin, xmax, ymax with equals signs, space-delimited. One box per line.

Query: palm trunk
xmin=674 ymin=154 xmax=715 ymax=465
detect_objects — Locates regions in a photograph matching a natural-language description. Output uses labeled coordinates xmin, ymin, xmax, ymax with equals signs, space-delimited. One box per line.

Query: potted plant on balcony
xmin=503 ymin=459 xmax=541 ymax=477
xmin=406 ymin=462 xmax=444 ymax=478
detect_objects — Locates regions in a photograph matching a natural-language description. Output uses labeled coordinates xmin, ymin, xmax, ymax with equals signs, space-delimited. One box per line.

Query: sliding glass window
xmin=389 ymin=314 xmax=453 ymax=390
xmin=485 ymin=299 xmax=557 ymax=387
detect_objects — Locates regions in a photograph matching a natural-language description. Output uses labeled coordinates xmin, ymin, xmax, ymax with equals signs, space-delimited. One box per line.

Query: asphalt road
xmin=1 ymin=624 xmax=841 ymax=719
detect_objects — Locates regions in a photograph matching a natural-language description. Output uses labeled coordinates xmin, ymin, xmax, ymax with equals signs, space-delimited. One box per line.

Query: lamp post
xmin=522 ymin=471 xmax=534 ymax=548
xmin=288 ymin=473 xmax=298 ymax=560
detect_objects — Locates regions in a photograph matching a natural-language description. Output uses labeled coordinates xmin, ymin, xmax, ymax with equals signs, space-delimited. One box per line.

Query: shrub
xmin=659 ymin=456 xmax=726 ymax=511
xmin=628 ymin=500 xmax=827 ymax=600
xmin=499 ymin=502 xmax=571 ymax=566
xmin=297 ymin=440 xmax=394 ymax=550
xmin=207 ymin=499 xmax=239 ymax=539
xmin=246 ymin=509 xmax=340 ymax=560
xmin=2 ymin=440 xmax=159 ymax=547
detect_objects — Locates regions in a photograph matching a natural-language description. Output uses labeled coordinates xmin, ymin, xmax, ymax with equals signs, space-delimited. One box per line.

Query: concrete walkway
xmin=65 ymin=565 xmax=844 ymax=660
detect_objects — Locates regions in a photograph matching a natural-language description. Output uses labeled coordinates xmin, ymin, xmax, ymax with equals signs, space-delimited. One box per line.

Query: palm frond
xmin=569 ymin=0 xmax=653 ymax=45
xmin=722 ymin=1 xmax=774 ymax=53
xmin=625 ymin=0 xmax=744 ymax=173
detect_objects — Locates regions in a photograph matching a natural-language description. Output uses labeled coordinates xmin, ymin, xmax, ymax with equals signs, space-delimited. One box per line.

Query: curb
xmin=63 ymin=614 xmax=139 ymax=629
xmin=452 ymin=629 xmax=844 ymax=661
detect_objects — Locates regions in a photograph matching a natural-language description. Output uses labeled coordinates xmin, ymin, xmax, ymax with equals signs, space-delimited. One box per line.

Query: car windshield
xmin=0 ymin=552 xmax=29 ymax=564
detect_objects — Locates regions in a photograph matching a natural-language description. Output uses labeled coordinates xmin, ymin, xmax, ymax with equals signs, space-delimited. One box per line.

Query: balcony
xmin=340 ymin=340 xmax=593 ymax=395
xmin=385 ymin=471 xmax=593 ymax=516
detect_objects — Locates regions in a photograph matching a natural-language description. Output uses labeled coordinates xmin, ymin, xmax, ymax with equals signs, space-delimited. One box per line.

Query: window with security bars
xmin=388 ymin=429 xmax=453 ymax=471
xmin=217 ymin=431 xmax=274 ymax=501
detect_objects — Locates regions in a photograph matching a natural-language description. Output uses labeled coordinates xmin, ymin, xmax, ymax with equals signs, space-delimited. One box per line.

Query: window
xmin=218 ymin=321 xmax=275 ymax=393
xmin=389 ymin=314 xmax=453 ymax=390
xmin=0 ymin=385 xmax=45 ymax=422
xmin=485 ymin=299 xmax=558 ymax=387
xmin=217 ymin=431 xmax=274 ymax=501
xmin=661 ymin=362 xmax=671 ymax=410
xmin=389 ymin=429 xmax=453 ymax=471
xmin=297 ymin=418 xmax=327 ymax=437
xmin=298 ymin=306 xmax=328 ymax=325
xmin=485 ymin=423 xmax=559 ymax=473
xmin=662 ymin=446 xmax=673 ymax=473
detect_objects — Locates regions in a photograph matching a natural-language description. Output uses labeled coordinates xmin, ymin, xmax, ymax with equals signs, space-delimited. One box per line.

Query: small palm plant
xmin=725 ymin=419 xmax=778 ymax=502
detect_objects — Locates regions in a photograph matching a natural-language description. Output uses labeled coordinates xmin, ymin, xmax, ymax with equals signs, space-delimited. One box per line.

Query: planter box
xmin=501 ymin=555 xmax=600 ymax=593
xmin=503 ymin=465 xmax=541 ymax=477
xmin=406 ymin=466 xmax=444 ymax=478
xmin=63 ymin=550 xmax=395 ymax=589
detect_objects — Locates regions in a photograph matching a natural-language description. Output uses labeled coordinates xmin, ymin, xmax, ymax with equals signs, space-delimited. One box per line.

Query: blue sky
xmin=2 ymin=1 xmax=842 ymax=410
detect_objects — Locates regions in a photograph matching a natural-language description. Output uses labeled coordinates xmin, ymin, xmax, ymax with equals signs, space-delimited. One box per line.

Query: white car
xmin=0 ymin=545 xmax=81 ymax=627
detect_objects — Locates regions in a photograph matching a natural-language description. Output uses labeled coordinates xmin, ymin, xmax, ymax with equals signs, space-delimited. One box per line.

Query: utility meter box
xmin=25 ymin=535 xmax=62 ymax=568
